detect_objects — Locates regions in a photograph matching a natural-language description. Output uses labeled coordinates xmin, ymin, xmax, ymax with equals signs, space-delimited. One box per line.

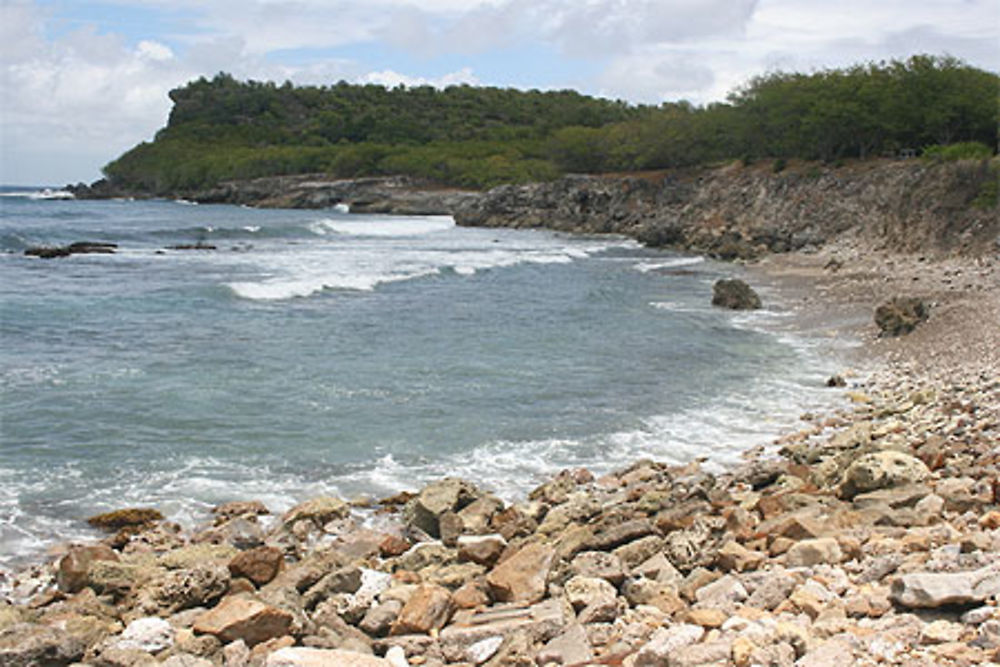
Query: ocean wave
xmin=307 ymin=216 xmax=455 ymax=237
xmin=635 ymin=256 xmax=705 ymax=273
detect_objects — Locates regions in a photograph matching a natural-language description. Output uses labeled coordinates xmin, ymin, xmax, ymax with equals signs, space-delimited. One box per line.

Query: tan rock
xmin=716 ymin=540 xmax=766 ymax=572
xmin=229 ymin=547 xmax=284 ymax=586
xmin=564 ymin=576 xmax=617 ymax=611
xmin=785 ymin=538 xmax=843 ymax=568
xmin=731 ymin=636 xmax=757 ymax=666
xmin=266 ymin=647 xmax=393 ymax=666
xmin=57 ymin=544 xmax=119 ymax=594
xmin=451 ymin=579 xmax=491 ymax=609
xmin=193 ymin=596 xmax=293 ymax=646
xmin=684 ymin=607 xmax=727 ymax=628
xmin=390 ymin=584 xmax=454 ymax=635
xmin=282 ymin=496 xmax=349 ymax=527
xmin=457 ymin=534 xmax=506 ymax=567
xmin=486 ymin=541 xmax=555 ymax=603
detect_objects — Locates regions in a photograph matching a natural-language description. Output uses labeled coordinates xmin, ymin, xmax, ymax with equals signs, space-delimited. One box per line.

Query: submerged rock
xmin=87 ymin=507 xmax=164 ymax=531
xmin=711 ymin=278 xmax=762 ymax=310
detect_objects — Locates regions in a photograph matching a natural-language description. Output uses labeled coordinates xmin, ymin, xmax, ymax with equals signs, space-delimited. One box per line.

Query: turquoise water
xmin=0 ymin=191 xmax=835 ymax=565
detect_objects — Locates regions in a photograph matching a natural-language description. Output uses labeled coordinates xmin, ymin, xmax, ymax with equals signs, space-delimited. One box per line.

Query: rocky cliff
xmin=452 ymin=160 xmax=999 ymax=258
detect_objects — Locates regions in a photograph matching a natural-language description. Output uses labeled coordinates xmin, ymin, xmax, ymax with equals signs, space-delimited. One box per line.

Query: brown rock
xmin=57 ymin=544 xmax=119 ymax=594
xmin=785 ymin=538 xmax=843 ymax=568
xmin=715 ymin=541 xmax=766 ymax=572
xmin=281 ymin=497 xmax=349 ymax=528
xmin=378 ymin=534 xmax=410 ymax=558
xmin=229 ymin=546 xmax=284 ymax=586
xmin=683 ymin=607 xmax=727 ymax=628
xmin=212 ymin=501 xmax=269 ymax=520
xmin=87 ymin=507 xmax=164 ymax=531
xmin=486 ymin=541 xmax=555 ymax=603
xmin=193 ymin=596 xmax=293 ymax=646
xmin=390 ymin=584 xmax=455 ymax=635
xmin=452 ymin=579 xmax=491 ymax=609
xmin=457 ymin=534 xmax=506 ymax=567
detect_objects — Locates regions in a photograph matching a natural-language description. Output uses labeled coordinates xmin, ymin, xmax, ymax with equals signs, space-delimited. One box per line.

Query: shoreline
xmin=2 ymin=233 xmax=999 ymax=664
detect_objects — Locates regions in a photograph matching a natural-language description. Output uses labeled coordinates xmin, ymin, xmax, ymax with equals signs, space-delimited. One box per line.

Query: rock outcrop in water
xmin=711 ymin=279 xmax=762 ymax=310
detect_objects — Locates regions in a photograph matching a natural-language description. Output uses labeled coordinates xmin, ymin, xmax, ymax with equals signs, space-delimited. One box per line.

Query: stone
xmin=457 ymin=534 xmax=507 ymax=567
xmin=716 ymin=540 xmax=766 ymax=572
xmin=116 ymin=616 xmax=174 ymax=653
xmin=452 ymin=579 xmax=491 ymax=609
xmin=712 ymin=278 xmax=762 ymax=310
xmin=746 ymin=571 xmax=796 ymax=610
xmin=839 ymin=452 xmax=930 ymax=499
xmin=212 ymin=500 xmax=269 ymax=519
xmin=136 ymin=563 xmax=230 ymax=615
xmin=631 ymin=552 xmax=682 ymax=586
xmin=359 ymin=600 xmax=403 ymax=638
xmin=229 ymin=546 xmax=284 ymax=586
xmin=266 ymin=647 xmax=393 ymax=666
xmin=889 ymin=566 xmax=992 ymax=608
xmin=785 ymin=537 xmax=843 ymax=568
xmin=282 ymin=496 xmax=350 ymax=528
xmin=874 ymin=296 xmax=929 ymax=336
xmin=796 ymin=638 xmax=854 ymax=667
xmin=633 ymin=624 xmax=705 ymax=666
xmin=694 ymin=574 xmax=748 ymax=610
xmin=570 ymin=550 xmax=629 ymax=586
xmin=536 ymin=623 xmax=594 ymax=666
xmin=920 ymin=620 xmax=964 ymax=644
xmin=193 ymin=596 xmax=294 ymax=646
xmin=589 ymin=518 xmax=656 ymax=550
xmin=683 ymin=607 xmax=728 ymax=628
xmin=466 ymin=635 xmax=504 ymax=664
xmin=563 ymin=575 xmax=617 ymax=611
xmin=302 ymin=566 xmax=363 ymax=609
xmin=390 ymin=584 xmax=454 ymax=635
xmin=622 ymin=578 xmax=686 ymax=615
xmin=670 ymin=640 xmax=733 ymax=667
xmin=57 ymin=544 xmax=120 ymax=593
xmin=485 ymin=541 xmax=555 ymax=603
xmin=404 ymin=478 xmax=481 ymax=538
xmin=87 ymin=507 xmax=164 ymax=530
xmin=0 ymin=623 xmax=87 ymax=666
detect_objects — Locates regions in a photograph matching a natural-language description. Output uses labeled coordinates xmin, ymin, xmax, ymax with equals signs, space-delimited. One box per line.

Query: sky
xmin=1 ymin=0 xmax=997 ymax=185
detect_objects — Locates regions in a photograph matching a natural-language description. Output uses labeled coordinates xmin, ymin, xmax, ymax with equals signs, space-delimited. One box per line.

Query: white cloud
xmin=361 ymin=67 xmax=480 ymax=89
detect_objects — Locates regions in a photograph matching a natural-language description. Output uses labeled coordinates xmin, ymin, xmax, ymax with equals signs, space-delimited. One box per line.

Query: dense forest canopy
xmin=102 ymin=55 xmax=998 ymax=194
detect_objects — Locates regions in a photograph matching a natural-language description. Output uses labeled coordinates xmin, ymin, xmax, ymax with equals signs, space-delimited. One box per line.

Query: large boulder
xmin=838 ymin=451 xmax=930 ymax=500
xmin=390 ymin=584 xmax=455 ymax=635
xmin=874 ymin=297 xmax=929 ymax=336
xmin=711 ymin=279 xmax=762 ymax=310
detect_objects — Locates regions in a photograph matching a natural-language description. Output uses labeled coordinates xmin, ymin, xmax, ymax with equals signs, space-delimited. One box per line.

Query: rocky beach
xmin=5 ymin=160 xmax=1000 ymax=666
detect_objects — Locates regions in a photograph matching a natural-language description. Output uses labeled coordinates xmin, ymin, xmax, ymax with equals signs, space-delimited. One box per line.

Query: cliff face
xmin=452 ymin=160 xmax=999 ymax=258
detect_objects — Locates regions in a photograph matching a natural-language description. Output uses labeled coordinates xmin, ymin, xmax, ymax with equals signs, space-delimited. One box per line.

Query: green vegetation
xmin=102 ymin=55 xmax=998 ymax=194
xmin=922 ymin=141 xmax=994 ymax=162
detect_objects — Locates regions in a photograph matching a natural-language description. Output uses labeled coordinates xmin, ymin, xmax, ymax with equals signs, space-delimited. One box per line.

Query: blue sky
xmin=2 ymin=0 xmax=998 ymax=185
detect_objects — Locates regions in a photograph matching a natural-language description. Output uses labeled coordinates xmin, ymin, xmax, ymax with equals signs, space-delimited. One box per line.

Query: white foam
xmin=308 ymin=216 xmax=454 ymax=237
xmin=635 ymin=256 xmax=705 ymax=273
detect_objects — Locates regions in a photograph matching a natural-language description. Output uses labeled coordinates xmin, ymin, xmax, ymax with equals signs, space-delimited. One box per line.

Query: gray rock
xmin=712 ymin=278 xmax=762 ymax=310
xmin=890 ymin=563 xmax=1000 ymax=608
xmin=839 ymin=451 xmax=930 ymax=499
xmin=116 ymin=616 xmax=174 ymax=653
xmin=536 ymin=623 xmax=594 ymax=666
xmin=745 ymin=571 xmax=797 ymax=610
xmin=874 ymin=297 xmax=928 ymax=336
xmin=634 ymin=624 xmax=705 ymax=666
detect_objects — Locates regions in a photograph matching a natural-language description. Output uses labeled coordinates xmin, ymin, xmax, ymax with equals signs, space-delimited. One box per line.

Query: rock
xmin=485 ymin=541 xmax=555 ymax=603
xmin=136 ymin=563 xmax=230 ymax=615
xmin=631 ymin=552 xmax=681 ymax=586
xmin=404 ymin=478 xmax=481 ymax=538
xmin=266 ymin=647 xmax=394 ymax=666
xmin=359 ymin=599 xmax=402 ymax=637
xmin=466 ymin=635 xmax=504 ymax=664
xmin=838 ymin=451 xmax=930 ymax=499
xmin=563 ymin=576 xmax=617 ymax=611
xmin=589 ymin=518 xmax=656 ymax=550
xmin=693 ymin=574 xmax=748 ymax=610
xmin=0 ymin=623 xmax=88 ymax=665
xmin=716 ymin=540 xmax=766 ymax=572
xmin=796 ymin=638 xmax=854 ymax=667
xmin=746 ymin=571 xmax=797 ymax=610
xmin=622 ymin=578 xmax=686 ymax=615
xmin=390 ymin=584 xmax=454 ymax=635
xmin=683 ymin=607 xmax=728 ymax=628
xmin=920 ymin=619 xmax=964 ymax=644
xmin=633 ymin=624 xmax=705 ymax=666
xmin=874 ymin=297 xmax=929 ymax=336
xmin=229 ymin=546 xmax=284 ymax=586
xmin=87 ymin=507 xmax=164 ymax=531
xmin=282 ymin=496 xmax=349 ymax=528
xmin=457 ymin=534 xmax=507 ymax=567
xmin=536 ymin=623 xmax=594 ymax=665
xmin=785 ymin=538 xmax=844 ymax=568
xmin=440 ymin=598 xmax=568 ymax=661
xmin=116 ymin=616 xmax=174 ymax=653
xmin=57 ymin=544 xmax=119 ymax=593
xmin=212 ymin=500 xmax=269 ymax=519
xmin=302 ymin=566 xmax=363 ymax=609
xmin=890 ymin=563 xmax=1000 ymax=608
xmin=670 ymin=640 xmax=733 ymax=667
xmin=711 ymin=278 xmax=761 ymax=310
xmin=193 ymin=596 xmax=294 ymax=646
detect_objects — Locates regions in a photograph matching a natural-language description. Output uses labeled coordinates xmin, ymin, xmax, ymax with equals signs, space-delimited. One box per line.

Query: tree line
xmin=102 ymin=55 xmax=998 ymax=194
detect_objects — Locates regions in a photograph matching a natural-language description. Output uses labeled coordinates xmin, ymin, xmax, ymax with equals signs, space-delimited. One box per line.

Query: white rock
xmin=116 ymin=616 xmax=174 ymax=653
xmin=466 ymin=636 xmax=504 ymax=664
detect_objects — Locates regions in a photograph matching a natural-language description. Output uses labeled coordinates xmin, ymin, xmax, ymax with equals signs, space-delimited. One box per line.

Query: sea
xmin=0 ymin=187 xmax=842 ymax=567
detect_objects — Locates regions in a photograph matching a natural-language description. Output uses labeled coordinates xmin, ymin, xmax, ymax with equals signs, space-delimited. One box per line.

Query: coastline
xmin=3 ymin=206 xmax=1000 ymax=664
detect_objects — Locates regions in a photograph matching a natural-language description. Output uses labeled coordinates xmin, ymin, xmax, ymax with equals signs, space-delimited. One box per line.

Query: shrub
xmin=922 ymin=141 xmax=994 ymax=162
